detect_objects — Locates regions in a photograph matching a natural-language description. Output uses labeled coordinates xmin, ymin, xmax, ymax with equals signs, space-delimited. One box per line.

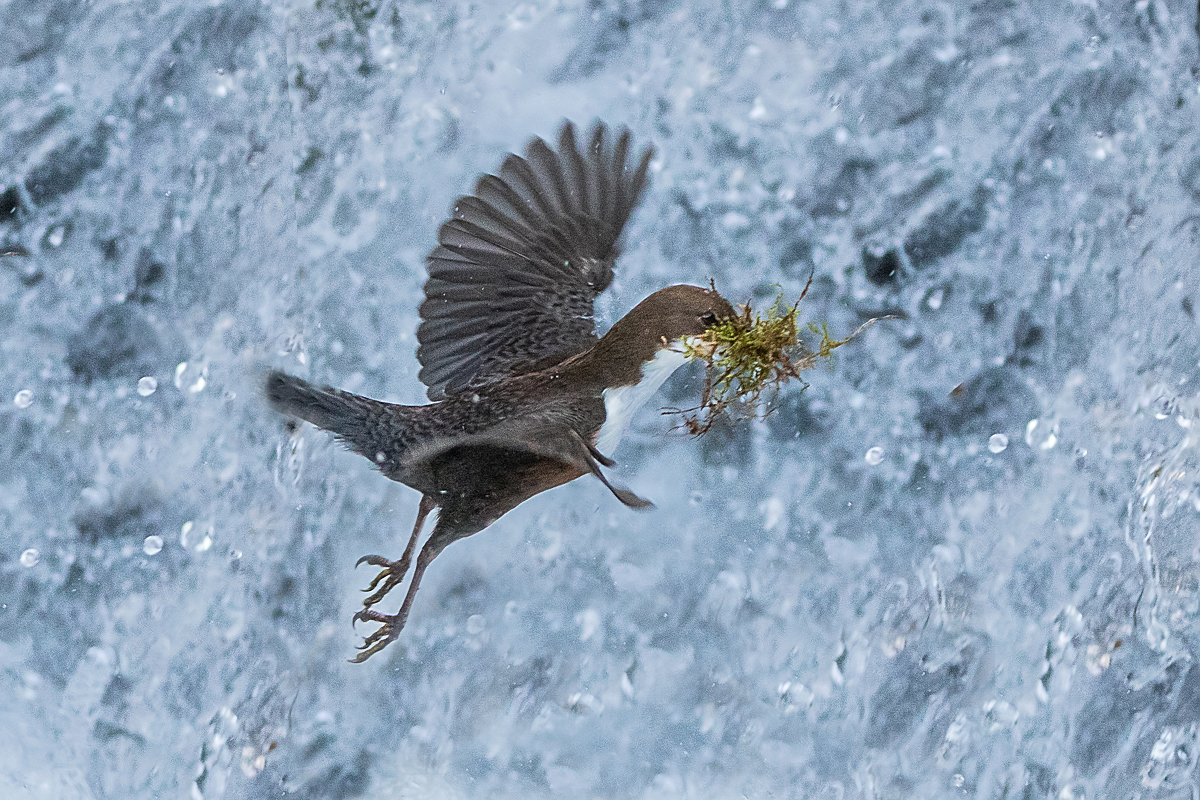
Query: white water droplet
xmin=174 ymin=361 xmax=208 ymax=393
xmin=19 ymin=548 xmax=39 ymax=567
xmin=466 ymin=614 xmax=486 ymax=635
xmin=988 ymin=433 xmax=1009 ymax=453
xmin=14 ymin=389 xmax=34 ymax=408
xmin=864 ymin=446 xmax=884 ymax=465
xmin=762 ymin=496 xmax=786 ymax=531
xmin=1025 ymin=419 xmax=1059 ymax=450
xmin=182 ymin=522 xmax=214 ymax=552
xmin=143 ymin=535 xmax=163 ymax=555
xmin=180 ymin=521 xmax=195 ymax=548
xmin=577 ymin=608 xmax=600 ymax=641
xmin=137 ymin=376 xmax=158 ymax=396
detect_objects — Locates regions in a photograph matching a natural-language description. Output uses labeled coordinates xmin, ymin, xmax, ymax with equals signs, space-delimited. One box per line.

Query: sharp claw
xmin=363 ymin=579 xmax=399 ymax=607
xmin=366 ymin=570 xmax=411 ymax=606
xmin=353 ymin=554 xmax=415 ymax=608
xmin=348 ymin=607 xmax=403 ymax=662
xmin=350 ymin=644 xmax=384 ymax=664
xmin=353 ymin=609 xmax=386 ymax=630
xmin=348 ymin=544 xmax=423 ymax=662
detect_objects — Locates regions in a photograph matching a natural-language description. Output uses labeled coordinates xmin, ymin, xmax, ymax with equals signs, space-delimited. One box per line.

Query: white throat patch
xmin=594 ymin=340 xmax=695 ymax=457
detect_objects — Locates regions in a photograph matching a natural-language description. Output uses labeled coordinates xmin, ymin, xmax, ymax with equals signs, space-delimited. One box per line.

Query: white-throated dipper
xmin=266 ymin=121 xmax=735 ymax=661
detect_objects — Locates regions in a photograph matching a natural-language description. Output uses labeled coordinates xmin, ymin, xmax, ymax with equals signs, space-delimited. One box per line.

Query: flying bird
xmin=266 ymin=121 xmax=734 ymax=661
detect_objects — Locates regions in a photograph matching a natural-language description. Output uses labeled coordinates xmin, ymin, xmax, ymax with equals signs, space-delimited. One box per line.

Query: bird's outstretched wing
xmin=416 ymin=121 xmax=653 ymax=399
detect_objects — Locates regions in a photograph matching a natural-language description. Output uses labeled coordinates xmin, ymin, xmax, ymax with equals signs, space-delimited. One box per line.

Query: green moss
xmin=672 ymin=282 xmax=893 ymax=434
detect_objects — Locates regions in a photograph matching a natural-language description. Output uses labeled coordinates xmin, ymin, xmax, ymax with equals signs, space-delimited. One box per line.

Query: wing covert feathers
xmin=417 ymin=121 xmax=653 ymax=399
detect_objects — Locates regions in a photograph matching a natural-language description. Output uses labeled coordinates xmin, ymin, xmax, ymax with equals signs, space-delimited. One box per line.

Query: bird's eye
xmin=700 ymin=310 xmax=718 ymax=326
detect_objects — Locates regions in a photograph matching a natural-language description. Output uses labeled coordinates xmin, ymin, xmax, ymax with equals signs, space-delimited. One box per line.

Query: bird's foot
xmin=355 ymin=553 xmax=411 ymax=608
xmin=349 ymin=608 xmax=407 ymax=662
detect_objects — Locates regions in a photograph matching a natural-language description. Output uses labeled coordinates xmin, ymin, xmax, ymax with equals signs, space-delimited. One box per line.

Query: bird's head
xmin=611 ymin=284 xmax=735 ymax=347
xmin=588 ymin=284 xmax=736 ymax=381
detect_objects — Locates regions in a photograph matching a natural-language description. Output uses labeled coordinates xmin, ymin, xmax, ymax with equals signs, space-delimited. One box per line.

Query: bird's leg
xmin=579 ymin=436 xmax=617 ymax=468
xmin=568 ymin=429 xmax=653 ymax=509
xmin=355 ymin=494 xmax=436 ymax=609
xmin=351 ymin=526 xmax=456 ymax=663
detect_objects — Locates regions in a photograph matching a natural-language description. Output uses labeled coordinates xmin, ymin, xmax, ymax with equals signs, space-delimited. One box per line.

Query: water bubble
xmin=143 ymin=535 xmax=163 ymax=555
xmin=1153 ymin=396 xmax=1174 ymax=420
xmin=175 ymin=361 xmax=207 ymax=393
xmin=689 ymin=490 xmax=706 ymax=506
xmin=19 ymin=548 xmax=39 ymax=567
xmin=180 ymin=521 xmax=213 ymax=552
xmin=13 ymin=390 xmax=33 ymax=408
xmin=864 ymin=446 xmax=884 ymax=465
xmin=762 ymin=496 xmax=786 ymax=531
xmin=466 ymin=614 xmax=486 ymax=635
xmin=1025 ymin=419 xmax=1058 ymax=450
xmin=577 ymin=608 xmax=601 ymax=641
xmin=137 ymin=376 xmax=158 ymax=396
xmin=988 ymin=433 xmax=1009 ymax=453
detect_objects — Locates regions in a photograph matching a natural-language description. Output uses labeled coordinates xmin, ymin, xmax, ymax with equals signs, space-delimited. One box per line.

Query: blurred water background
xmin=3 ymin=0 xmax=1200 ymax=797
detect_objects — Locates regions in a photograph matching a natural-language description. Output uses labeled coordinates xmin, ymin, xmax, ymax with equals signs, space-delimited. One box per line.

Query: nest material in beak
xmin=669 ymin=280 xmax=894 ymax=435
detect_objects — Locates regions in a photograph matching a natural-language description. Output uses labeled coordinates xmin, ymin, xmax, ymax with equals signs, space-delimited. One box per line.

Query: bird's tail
xmin=265 ymin=370 xmax=410 ymax=465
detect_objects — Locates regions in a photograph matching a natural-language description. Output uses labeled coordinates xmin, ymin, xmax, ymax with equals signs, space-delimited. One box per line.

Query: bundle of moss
xmin=670 ymin=281 xmax=892 ymax=435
